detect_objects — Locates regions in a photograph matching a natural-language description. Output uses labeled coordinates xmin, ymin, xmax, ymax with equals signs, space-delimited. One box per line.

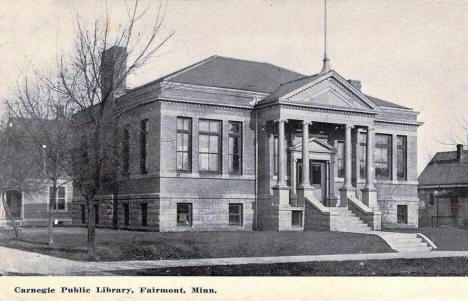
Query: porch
xmin=267 ymin=118 xmax=381 ymax=231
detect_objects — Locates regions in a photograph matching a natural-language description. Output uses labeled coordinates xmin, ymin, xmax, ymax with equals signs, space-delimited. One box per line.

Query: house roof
xmin=130 ymin=55 xmax=410 ymax=110
xmin=364 ymin=94 xmax=409 ymax=110
xmin=166 ymin=55 xmax=305 ymax=93
xmin=419 ymin=150 xmax=468 ymax=186
xmin=267 ymin=74 xmax=322 ymax=99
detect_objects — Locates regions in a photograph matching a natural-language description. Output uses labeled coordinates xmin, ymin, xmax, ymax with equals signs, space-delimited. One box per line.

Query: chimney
xmin=101 ymin=46 xmax=127 ymax=99
xmin=347 ymin=79 xmax=362 ymax=91
xmin=457 ymin=144 xmax=464 ymax=162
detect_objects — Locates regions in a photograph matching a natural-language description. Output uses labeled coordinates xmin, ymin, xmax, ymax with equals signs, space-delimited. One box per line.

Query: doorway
xmin=6 ymin=190 xmax=22 ymax=219
xmin=296 ymin=160 xmax=327 ymax=204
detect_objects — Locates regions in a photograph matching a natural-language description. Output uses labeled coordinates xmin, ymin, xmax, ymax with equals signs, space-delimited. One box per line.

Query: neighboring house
xmin=0 ymin=117 xmax=73 ymax=227
xmin=72 ymin=48 xmax=422 ymax=231
xmin=0 ymin=180 xmax=74 ymax=227
xmin=418 ymin=144 xmax=468 ymax=228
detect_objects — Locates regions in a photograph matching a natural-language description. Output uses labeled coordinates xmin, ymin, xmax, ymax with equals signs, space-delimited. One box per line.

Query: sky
xmin=1 ymin=0 xmax=468 ymax=174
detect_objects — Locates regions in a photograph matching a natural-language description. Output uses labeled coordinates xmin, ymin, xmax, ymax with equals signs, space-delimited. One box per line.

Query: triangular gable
xmin=278 ymin=71 xmax=381 ymax=112
xmin=291 ymin=138 xmax=336 ymax=154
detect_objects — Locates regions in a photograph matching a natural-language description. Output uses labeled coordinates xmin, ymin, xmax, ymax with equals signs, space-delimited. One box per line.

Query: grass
xmin=387 ymin=226 xmax=468 ymax=251
xmin=0 ymin=227 xmax=392 ymax=262
xmin=109 ymin=257 xmax=468 ymax=276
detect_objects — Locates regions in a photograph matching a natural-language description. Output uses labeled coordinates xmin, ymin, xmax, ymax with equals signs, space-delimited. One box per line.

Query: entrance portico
xmin=272 ymin=119 xmax=377 ymax=207
xmin=256 ymin=70 xmax=383 ymax=231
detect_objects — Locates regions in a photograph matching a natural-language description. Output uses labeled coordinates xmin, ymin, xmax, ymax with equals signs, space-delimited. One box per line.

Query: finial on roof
xmin=320 ymin=0 xmax=331 ymax=74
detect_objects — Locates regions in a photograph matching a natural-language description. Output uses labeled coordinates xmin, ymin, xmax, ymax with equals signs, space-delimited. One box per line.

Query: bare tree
xmin=7 ymin=77 xmax=74 ymax=246
xmin=36 ymin=0 xmax=174 ymax=257
xmin=0 ymin=114 xmax=44 ymax=239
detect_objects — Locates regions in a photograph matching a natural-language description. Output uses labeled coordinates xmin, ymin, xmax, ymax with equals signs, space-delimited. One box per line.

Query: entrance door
xmin=311 ymin=161 xmax=326 ymax=203
xmin=6 ymin=190 xmax=22 ymax=219
xmin=296 ymin=160 xmax=327 ymax=204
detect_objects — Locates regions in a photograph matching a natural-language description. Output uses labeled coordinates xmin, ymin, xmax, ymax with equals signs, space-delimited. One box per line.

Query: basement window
xmin=397 ymin=205 xmax=408 ymax=224
xmin=177 ymin=203 xmax=192 ymax=227
xmin=229 ymin=204 xmax=243 ymax=226
xmin=292 ymin=210 xmax=303 ymax=227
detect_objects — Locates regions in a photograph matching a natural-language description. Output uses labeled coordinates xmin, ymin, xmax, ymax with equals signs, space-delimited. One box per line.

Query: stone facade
xmin=71 ymin=55 xmax=422 ymax=232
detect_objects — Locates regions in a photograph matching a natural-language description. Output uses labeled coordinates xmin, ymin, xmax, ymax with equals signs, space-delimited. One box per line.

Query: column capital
xmin=345 ymin=124 xmax=355 ymax=129
xmin=366 ymin=126 xmax=375 ymax=132
xmin=275 ymin=119 xmax=288 ymax=124
xmin=302 ymin=120 xmax=313 ymax=125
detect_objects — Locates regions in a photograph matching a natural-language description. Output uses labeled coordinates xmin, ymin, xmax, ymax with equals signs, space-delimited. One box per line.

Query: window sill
xmin=198 ymin=171 xmax=222 ymax=175
xmin=334 ymin=178 xmax=417 ymax=185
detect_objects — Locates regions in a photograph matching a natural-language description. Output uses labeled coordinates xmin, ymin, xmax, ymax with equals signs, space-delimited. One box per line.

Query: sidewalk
xmin=2 ymin=245 xmax=468 ymax=275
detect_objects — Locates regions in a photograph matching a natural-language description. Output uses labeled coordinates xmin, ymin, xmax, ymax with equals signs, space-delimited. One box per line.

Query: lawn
xmin=109 ymin=257 xmax=468 ymax=276
xmin=387 ymin=226 xmax=468 ymax=251
xmin=0 ymin=227 xmax=392 ymax=261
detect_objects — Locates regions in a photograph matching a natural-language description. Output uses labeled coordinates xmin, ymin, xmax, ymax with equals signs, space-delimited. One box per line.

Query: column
xmin=365 ymin=127 xmax=375 ymax=189
xmin=277 ymin=119 xmax=287 ymax=187
xmin=273 ymin=119 xmax=290 ymax=226
xmin=300 ymin=120 xmax=311 ymax=188
xmin=344 ymin=124 xmax=353 ymax=188
xmin=0 ymin=193 xmax=4 ymax=219
xmin=362 ymin=126 xmax=378 ymax=209
xmin=328 ymin=155 xmax=338 ymax=206
xmin=340 ymin=124 xmax=356 ymax=206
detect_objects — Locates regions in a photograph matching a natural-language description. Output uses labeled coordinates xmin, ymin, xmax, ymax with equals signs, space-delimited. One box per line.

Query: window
xmin=81 ymin=205 xmax=86 ymax=224
xmin=122 ymin=125 xmax=130 ymax=175
xmin=57 ymin=187 xmax=65 ymax=210
xmin=336 ymin=141 xmax=345 ymax=178
xmin=199 ymin=119 xmax=221 ymax=173
xmin=374 ymin=134 xmax=392 ymax=180
xmin=451 ymin=199 xmax=458 ymax=217
xmin=397 ymin=136 xmax=407 ymax=180
xmin=49 ymin=186 xmax=66 ymax=211
xmin=49 ymin=187 xmax=56 ymax=210
xmin=176 ymin=117 xmax=192 ymax=172
xmin=429 ymin=194 xmax=435 ymax=206
xmin=228 ymin=121 xmax=242 ymax=174
xmin=141 ymin=203 xmax=148 ymax=227
xmin=311 ymin=163 xmax=321 ymax=185
xmin=292 ymin=210 xmax=303 ymax=227
xmin=177 ymin=203 xmax=192 ymax=226
xmin=140 ymin=119 xmax=149 ymax=174
xmin=358 ymin=132 xmax=367 ymax=179
xmin=273 ymin=135 xmax=278 ymax=175
xmin=397 ymin=205 xmax=408 ymax=224
xmin=123 ymin=203 xmax=129 ymax=227
xmin=94 ymin=204 xmax=100 ymax=225
xmin=229 ymin=204 xmax=243 ymax=225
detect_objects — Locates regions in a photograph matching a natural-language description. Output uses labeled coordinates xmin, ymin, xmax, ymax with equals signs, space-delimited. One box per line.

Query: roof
xmin=129 ymin=55 xmax=410 ymax=109
xmin=419 ymin=150 xmax=468 ymax=186
xmin=167 ymin=55 xmax=305 ymax=93
xmin=364 ymin=94 xmax=409 ymax=110
xmin=267 ymin=74 xmax=322 ymax=99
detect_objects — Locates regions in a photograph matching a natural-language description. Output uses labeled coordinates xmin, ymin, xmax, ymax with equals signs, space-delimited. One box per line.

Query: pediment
xmin=291 ymin=138 xmax=335 ymax=154
xmin=279 ymin=72 xmax=380 ymax=112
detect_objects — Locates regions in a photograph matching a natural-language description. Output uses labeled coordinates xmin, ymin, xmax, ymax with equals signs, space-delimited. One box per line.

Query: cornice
xmin=162 ymin=81 xmax=269 ymax=99
xmin=159 ymin=97 xmax=253 ymax=112
xmin=257 ymin=102 xmax=376 ymax=118
xmin=375 ymin=119 xmax=423 ymax=128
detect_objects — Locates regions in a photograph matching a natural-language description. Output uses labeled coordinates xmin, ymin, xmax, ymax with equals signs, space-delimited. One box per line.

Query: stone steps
xmin=331 ymin=208 xmax=433 ymax=253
